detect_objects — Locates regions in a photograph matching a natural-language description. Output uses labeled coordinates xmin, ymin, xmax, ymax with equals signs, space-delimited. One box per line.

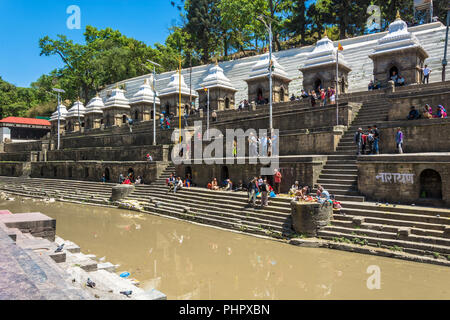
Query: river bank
xmin=1 ymin=195 xmax=449 ymax=300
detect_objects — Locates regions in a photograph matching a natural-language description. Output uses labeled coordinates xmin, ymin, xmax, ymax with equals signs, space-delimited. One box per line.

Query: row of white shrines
xmin=50 ymin=13 xmax=440 ymax=132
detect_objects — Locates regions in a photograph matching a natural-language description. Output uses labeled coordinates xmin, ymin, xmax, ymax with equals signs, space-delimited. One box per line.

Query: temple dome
xmin=104 ymin=87 xmax=131 ymax=109
xmin=198 ymin=63 xmax=236 ymax=91
xmin=370 ymin=14 xmax=428 ymax=57
xmin=301 ymin=35 xmax=350 ymax=70
xmin=159 ymin=73 xmax=198 ymax=97
xmin=66 ymin=100 xmax=86 ymax=118
xmin=50 ymin=103 xmax=68 ymax=122
xmin=247 ymin=53 xmax=290 ymax=81
xmin=130 ymin=78 xmax=160 ymax=105
xmin=85 ymin=94 xmax=105 ymax=115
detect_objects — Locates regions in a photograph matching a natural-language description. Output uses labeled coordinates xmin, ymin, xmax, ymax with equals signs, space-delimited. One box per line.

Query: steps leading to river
xmin=313 ymin=98 xmax=390 ymax=203
xmin=1 ymin=176 xmax=449 ymax=263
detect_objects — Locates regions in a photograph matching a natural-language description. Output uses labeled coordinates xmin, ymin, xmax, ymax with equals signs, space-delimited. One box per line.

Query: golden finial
xmin=95 ymin=92 xmax=99 ymax=97
xmin=322 ymin=28 xmax=328 ymax=39
xmin=396 ymin=10 xmax=401 ymax=20
xmin=215 ymin=59 xmax=219 ymax=66
xmin=115 ymin=83 xmax=119 ymax=89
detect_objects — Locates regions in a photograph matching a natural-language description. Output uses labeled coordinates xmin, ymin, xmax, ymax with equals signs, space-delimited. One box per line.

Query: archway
xmin=104 ymin=168 xmax=110 ymax=181
xmin=280 ymin=87 xmax=285 ymax=102
xmin=134 ymin=110 xmax=139 ymax=121
xmin=68 ymin=167 xmax=73 ymax=178
xmin=165 ymin=104 xmax=170 ymax=115
xmin=128 ymin=168 xmax=135 ymax=180
xmin=225 ymin=97 xmax=230 ymax=109
xmin=314 ymin=79 xmax=322 ymax=93
xmin=221 ymin=166 xmax=229 ymax=184
xmin=85 ymin=167 xmax=89 ymax=178
xmin=257 ymin=88 xmax=263 ymax=103
xmin=122 ymin=115 xmax=127 ymax=124
xmin=389 ymin=66 xmax=399 ymax=79
xmin=341 ymin=76 xmax=346 ymax=93
xmin=40 ymin=167 xmax=44 ymax=177
xmin=420 ymin=169 xmax=442 ymax=199
xmin=54 ymin=167 xmax=57 ymax=177
xmin=185 ymin=166 xmax=192 ymax=180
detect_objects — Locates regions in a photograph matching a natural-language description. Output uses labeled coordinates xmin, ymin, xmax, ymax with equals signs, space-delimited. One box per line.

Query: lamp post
xmin=258 ymin=15 xmax=274 ymax=136
xmin=146 ymin=60 xmax=162 ymax=145
xmin=442 ymin=5 xmax=450 ymax=82
xmin=52 ymin=88 xmax=65 ymax=150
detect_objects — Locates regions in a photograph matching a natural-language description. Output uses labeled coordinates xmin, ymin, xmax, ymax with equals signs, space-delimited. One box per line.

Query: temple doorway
xmin=280 ymin=87 xmax=285 ymax=102
xmin=104 ymin=168 xmax=110 ymax=181
xmin=389 ymin=66 xmax=399 ymax=79
xmin=314 ymin=79 xmax=322 ymax=92
xmin=221 ymin=166 xmax=229 ymax=183
xmin=420 ymin=169 xmax=442 ymax=199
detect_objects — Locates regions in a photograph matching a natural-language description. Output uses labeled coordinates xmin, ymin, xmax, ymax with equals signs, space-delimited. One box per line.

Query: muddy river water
xmin=1 ymin=198 xmax=449 ymax=300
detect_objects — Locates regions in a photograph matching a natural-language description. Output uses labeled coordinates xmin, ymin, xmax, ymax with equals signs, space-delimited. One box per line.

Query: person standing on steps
xmin=273 ymin=169 xmax=282 ymax=195
xmin=247 ymin=177 xmax=259 ymax=207
xmin=396 ymin=127 xmax=404 ymax=154
xmin=354 ymin=128 xmax=363 ymax=156
xmin=259 ymin=178 xmax=269 ymax=208
xmin=372 ymin=125 xmax=380 ymax=155
xmin=422 ymin=65 xmax=431 ymax=84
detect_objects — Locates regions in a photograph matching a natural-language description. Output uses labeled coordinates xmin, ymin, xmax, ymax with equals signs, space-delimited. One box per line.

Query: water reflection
xmin=1 ymin=197 xmax=449 ymax=300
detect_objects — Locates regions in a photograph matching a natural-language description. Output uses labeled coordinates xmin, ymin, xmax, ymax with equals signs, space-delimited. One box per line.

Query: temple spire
xmin=322 ymin=28 xmax=328 ymax=39
xmin=396 ymin=10 xmax=401 ymax=20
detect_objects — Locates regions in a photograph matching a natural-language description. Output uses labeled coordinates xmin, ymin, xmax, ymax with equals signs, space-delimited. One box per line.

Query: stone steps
xmin=318 ymin=229 xmax=450 ymax=257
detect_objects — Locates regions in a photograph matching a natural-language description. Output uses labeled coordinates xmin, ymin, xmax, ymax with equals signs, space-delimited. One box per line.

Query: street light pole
xmin=52 ymin=88 xmax=65 ymax=150
xmin=443 ymin=7 xmax=450 ymax=82
xmin=146 ymin=60 xmax=162 ymax=146
xmin=258 ymin=15 xmax=274 ymax=136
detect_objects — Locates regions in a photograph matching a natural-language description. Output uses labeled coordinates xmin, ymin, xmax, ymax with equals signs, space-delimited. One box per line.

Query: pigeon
xmin=87 ymin=278 xmax=96 ymax=288
xmin=120 ymin=290 xmax=132 ymax=297
xmin=54 ymin=243 xmax=64 ymax=253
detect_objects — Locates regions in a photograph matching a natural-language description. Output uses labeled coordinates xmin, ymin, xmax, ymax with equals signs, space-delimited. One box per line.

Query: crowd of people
xmin=354 ymin=125 xmax=380 ymax=155
xmin=289 ymin=87 xmax=337 ymax=107
xmin=407 ymin=105 xmax=447 ymax=120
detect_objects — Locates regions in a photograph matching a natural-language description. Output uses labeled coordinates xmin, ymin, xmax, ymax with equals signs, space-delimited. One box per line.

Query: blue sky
xmin=0 ymin=0 xmax=181 ymax=87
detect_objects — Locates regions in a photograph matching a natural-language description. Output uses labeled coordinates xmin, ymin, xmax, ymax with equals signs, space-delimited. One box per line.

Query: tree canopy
xmin=1 ymin=0 xmax=447 ymax=118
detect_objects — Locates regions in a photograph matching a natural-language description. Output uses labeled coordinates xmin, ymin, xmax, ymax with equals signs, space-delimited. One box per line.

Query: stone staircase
xmin=0 ymin=223 xmax=91 ymax=300
xmin=125 ymin=164 xmax=295 ymax=238
xmin=315 ymin=98 xmax=390 ymax=202
xmin=318 ymin=202 xmax=450 ymax=259
xmin=1 ymin=175 xmax=449 ymax=263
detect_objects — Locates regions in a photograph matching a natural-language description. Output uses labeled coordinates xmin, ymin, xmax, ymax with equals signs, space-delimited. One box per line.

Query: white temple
xmin=130 ymin=78 xmax=160 ymax=105
xmin=198 ymin=63 xmax=236 ymax=91
xmin=301 ymin=33 xmax=350 ymax=70
xmin=246 ymin=53 xmax=291 ymax=82
xmin=104 ymin=87 xmax=131 ymax=109
xmin=66 ymin=100 xmax=86 ymax=119
xmin=85 ymin=94 xmax=105 ymax=115
xmin=370 ymin=12 xmax=428 ymax=58
xmin=49 ymin=103 xmax=68 ymax=122
xmin=158 ymin=73 xmax=198 ymax=98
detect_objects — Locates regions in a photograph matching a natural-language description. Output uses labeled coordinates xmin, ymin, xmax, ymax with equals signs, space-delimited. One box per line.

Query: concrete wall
xmin=4 ymin=140 xmax=46 ymax=153
xmin=357 ymin=154 xmax=450 ymax=207
xmin=176 ymin=156 xmax=327 ymax=193
xmin=279 ymin=127 xmax=345 ymax=155
xmin=377 ymin=118 xmax=450 ymax=154
xmin=0 ymin=162 xmax=25 ymax=177
xmin=30 ymin=161 xmax=166 ymax=184
xmin=47 ymin=145 xmax=168 ymax=162
xmin=388 ymin=87 xmax=450 ymax=121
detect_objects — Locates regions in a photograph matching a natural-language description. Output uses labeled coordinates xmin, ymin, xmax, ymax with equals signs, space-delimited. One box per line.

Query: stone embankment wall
xmin=176 ymin=156 xmax=327 ymax=192
xmin=30 ymin=161 xmax=165 ymax=184
xmin=378 ymin=118 xmax=450 ymax=154
xmin=357 ymin=154 xmax=450 ymax=206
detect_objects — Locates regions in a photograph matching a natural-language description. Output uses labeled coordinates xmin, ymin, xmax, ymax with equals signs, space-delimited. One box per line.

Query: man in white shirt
xmin=422 ymin=65 xmax=431 ymax=84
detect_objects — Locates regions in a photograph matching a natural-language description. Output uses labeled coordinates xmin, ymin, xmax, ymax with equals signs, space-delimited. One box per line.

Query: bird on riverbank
xmin=120 ymin=290 xmax=132 ymax=297
xmin=54 ymin=243 xmax=64 ymax=253
xmin=87 ymin=278 xmax=96 ymax=288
